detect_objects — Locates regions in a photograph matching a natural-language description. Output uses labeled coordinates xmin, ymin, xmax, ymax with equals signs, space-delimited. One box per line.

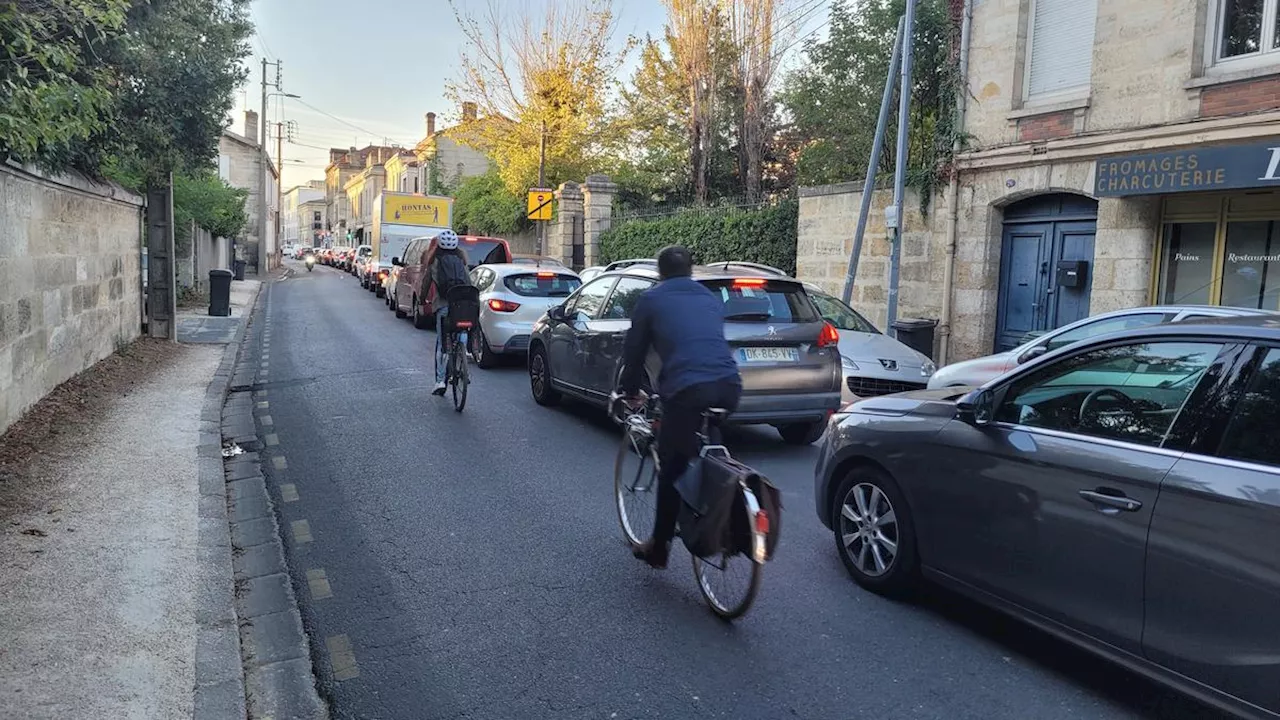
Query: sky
xmin=233 ymin=0 xmax=830 ymax=190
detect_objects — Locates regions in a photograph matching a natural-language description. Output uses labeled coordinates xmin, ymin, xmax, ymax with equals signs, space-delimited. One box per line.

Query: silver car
xmin=815 ymin=316 xmax=1280 ymax=719
xmin=469 ymin=264 xmax=582 ymax=368
xmin=928 ymin=305 xmax=1276 ymax=389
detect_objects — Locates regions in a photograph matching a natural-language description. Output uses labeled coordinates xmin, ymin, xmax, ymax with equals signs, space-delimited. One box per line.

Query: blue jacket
xmin=619 ymin=276 xmax=741 ymax=398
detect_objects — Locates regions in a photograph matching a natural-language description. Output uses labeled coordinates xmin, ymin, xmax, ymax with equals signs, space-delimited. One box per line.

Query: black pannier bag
xmin=444 ymin=285 xmax=480 ymax=333
xmin=675 ymin=450 xmax=782 ymax=560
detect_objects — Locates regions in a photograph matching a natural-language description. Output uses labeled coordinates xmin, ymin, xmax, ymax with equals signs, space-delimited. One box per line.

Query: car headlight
xmin=841 ymin=356 xmax=860 ymax=370
xmin=921 ymin=359 xmax=937 ymax=376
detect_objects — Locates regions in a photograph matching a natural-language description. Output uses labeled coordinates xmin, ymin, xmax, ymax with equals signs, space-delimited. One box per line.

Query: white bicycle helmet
xmin=436 ymin=230 xmax=460 ymax=250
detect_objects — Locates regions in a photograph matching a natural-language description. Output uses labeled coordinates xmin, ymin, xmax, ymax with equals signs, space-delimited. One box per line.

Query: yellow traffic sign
xmin=527 ymin=188 xmax=553 ymax=221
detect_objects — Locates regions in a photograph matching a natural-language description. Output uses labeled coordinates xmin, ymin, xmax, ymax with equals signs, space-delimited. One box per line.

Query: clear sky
xmin=233 ymin=0 xmax=830 ymax=190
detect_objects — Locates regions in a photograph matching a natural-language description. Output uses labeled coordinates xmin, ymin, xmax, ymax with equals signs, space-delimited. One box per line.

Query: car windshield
xmin=503 ymin=273 xmax=581 ymax=297
xmin=700 ymin=279 xmax=822 ymax=323
xmin=810 ymin=291 xmax=880 ymax=334
xmin=461 ymin=239 xmax=508 ymax=268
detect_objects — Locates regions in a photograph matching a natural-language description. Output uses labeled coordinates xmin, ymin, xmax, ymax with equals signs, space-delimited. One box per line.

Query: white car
xmin=468 ymin=263 xmax=583 ymax=368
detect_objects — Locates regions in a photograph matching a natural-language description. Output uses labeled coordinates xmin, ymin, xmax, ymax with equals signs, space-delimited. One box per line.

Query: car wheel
xmin=473 ymin=327 xmax=498 ymax=369
xmin=412 ymin=297 xmax=430 ymax=330
xmin=529 ymin=345 xmax=560 ymax=406
xmin=832 ymin=467 xmax=918 ymax=597
xmin=394 ymin=293 xmax=407 ymax=318
xmin=776 ymin=421 xmax=826 ymax=445
xmin=376 ymin=285 xmax=386 ymax=298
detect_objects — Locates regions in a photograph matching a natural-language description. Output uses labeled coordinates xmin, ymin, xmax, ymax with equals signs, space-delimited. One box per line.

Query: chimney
xmin=462 ymin=102 xmax=477 ymax=122
xmin=425 ymin=112 xmax=437 ymax=137
xmin=245 ymin=110 xmax=259 ymax=144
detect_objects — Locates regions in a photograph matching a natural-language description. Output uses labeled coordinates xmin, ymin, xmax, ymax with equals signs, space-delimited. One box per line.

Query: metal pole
xmin=259 ymin=58 xmax=268 ymax=275
xmin=841 ymin=15 xmax=905 ymax=305
xmin=276 ymin=121 xmax=284 ymax=257
xmin=886 ymin=0 xmax=918 ymax=332
xmin=537 ymin=119 xmax=547 ymax=256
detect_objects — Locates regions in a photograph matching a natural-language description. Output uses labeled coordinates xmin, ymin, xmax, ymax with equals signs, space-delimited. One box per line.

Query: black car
xmin=526 ymin=265 xmax=843 ymax=444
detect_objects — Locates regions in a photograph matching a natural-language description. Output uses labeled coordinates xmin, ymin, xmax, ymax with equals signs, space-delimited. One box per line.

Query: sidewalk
xmin=0 ymin=278 xmax=260 ymax=719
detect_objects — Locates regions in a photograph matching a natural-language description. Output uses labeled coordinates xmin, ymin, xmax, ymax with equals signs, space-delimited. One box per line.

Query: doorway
xmin=995 ymin=194 xmax=1098 ymax=351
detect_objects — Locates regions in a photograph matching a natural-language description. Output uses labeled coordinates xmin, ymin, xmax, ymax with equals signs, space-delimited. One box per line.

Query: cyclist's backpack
xmin=434 ymin=252 xmax=471 ymax=296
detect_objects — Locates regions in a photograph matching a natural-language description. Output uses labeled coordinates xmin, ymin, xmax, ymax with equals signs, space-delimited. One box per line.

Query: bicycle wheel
xmin=614 ymin=425 xmax=658 ymax=548
xmin=450 ymin=339 xmax=468 ymax=412
xmin=691 ymin=499 xmax=763 ymax=620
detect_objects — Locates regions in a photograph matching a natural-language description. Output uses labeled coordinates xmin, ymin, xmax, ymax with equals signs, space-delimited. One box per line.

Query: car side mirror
xmin=547 ymin=304 xmax=566 ymax=322
xmin=391 ymin=257 xmax=402 ymax=266
xmin=1017 ymin=344 xmax=1048 ymax=364
xmin=957 ymin=388 xmax=995 ymax=426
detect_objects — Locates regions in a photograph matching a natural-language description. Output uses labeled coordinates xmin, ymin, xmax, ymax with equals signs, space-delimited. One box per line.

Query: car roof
xmin=478 ymin=263 xmax=579 ymax=276
xmin=1063 ymin=313 xmax=1280 ymax=347
xmin=601 ymin=264 xmax=801 ymax=283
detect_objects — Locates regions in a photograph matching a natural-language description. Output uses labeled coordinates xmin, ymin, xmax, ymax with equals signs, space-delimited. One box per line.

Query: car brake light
xmin=488 ymin=298 xmax=521 ymax=312
xmin=817 ymin=321 xmax=839 ymax=348
xmin=733 ymin=278 xmax=767 ymax=288
xmin=537 ymin=272 xmax=555 ymax=278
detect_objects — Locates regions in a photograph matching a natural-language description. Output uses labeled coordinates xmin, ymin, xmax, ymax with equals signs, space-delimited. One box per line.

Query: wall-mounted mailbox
xmin=1056 ymin=260 xmax=1088 ymax=288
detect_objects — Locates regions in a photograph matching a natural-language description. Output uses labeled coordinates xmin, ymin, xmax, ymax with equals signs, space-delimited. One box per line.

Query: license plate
xmin=739 ymin=347 xmax=799 ymax=363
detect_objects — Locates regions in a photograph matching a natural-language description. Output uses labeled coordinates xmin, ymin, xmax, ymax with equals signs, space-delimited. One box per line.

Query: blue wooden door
xmin=996 ymin=223 xmax=1052 ymax=351
xmin=1048 ymin=221 xmax=1096 ymax=330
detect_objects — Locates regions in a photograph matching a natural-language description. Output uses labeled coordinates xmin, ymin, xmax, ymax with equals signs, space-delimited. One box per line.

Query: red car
xmin=392 ymin=234 xmax=512 ymax=328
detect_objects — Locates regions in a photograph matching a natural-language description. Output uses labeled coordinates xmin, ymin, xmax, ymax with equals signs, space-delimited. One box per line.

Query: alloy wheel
xmin=838 ymin=483 xmax=899 ymax=578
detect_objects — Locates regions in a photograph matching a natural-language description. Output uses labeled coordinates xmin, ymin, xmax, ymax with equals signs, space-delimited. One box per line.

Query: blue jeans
xmin=434 ymin=307 xmax=468 ymax=382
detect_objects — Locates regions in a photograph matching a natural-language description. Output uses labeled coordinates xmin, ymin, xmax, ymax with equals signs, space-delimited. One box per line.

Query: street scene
xmin=2 ymin=0 xmax=1280 ymax=719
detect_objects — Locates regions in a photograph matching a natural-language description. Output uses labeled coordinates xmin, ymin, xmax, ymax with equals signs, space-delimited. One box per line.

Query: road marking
xmin=262 ymin=353 xmax=270 ymax=360
xmin=326 ymin=635 xmax=360 ymax=681
xmin=280 ymin=483 xmax=299 ymax=502
xmin=255 ymin=389 xmax=267 ymax=398
xmin=291 ymin=519 xmax=313 ymax=543
xmin=260 ymin=415 xmax=273 ymax=426
xmin=264 ymin=433 xmax=279 ymax=446
xmin=307 ymin=569 xmax=333 ymax=599
xmin=256 ymin=401 xmax=269 ymax=409
xmin=271 ymin=455 xmax=287 ymax=470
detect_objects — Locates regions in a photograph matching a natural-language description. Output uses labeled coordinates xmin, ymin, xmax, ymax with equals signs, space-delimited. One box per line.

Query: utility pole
xmin=259 ymin=58 xmax=282 ymax=274
xmin=537 ymin=119 xmax=547 ymax=256
xmin=886 ymin=0 xmax=918 ymax=332
xmin=276 ymin=121 xmax=284 ymax=252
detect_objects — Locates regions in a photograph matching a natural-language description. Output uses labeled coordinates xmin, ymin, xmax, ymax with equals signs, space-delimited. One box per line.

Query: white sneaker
xmin=431 ymin=381 xmax=447 ymax=396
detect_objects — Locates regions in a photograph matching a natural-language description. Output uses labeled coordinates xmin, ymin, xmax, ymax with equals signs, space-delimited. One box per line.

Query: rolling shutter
xmin=1027 ymin=0 xmax=1098 ymax=98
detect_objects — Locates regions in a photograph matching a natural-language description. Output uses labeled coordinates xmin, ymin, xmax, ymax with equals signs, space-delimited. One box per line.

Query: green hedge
xmin=599 ymin=200 xmax=797 ymax=274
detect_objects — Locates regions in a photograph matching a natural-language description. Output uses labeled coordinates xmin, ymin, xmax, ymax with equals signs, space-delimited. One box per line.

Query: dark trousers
xmin=653 ymin=379 xmax=743 ymax=547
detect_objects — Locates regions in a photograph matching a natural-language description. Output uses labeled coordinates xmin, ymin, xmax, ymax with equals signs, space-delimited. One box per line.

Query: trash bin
xmin=209 ymin=269 xmax=234 ymax=317
xmin=891 ymin=317 xmax=939 ymax=361
xmin=233 ymin=259 xmax=246 ymax=281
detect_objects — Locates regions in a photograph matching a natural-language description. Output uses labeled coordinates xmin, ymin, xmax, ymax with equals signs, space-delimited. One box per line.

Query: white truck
xmin=365 ymin=191 xmax=454 ymax=297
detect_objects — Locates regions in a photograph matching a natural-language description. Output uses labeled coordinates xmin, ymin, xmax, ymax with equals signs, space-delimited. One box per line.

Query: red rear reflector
xmin=755 ymin=510 xmax=770 ymax=535
xmin=455 ymin=321 xmax=473 ymax=329
xmin=733 ymin=278 xmax=767 ymax=288
xmin=488 ymin=298 xmax=521 ymax=312
xmin=817 ymin=321 xmax=839 ymax=348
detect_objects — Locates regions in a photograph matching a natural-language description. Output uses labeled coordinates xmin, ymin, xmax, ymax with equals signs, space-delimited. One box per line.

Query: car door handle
xmin=1078 ymin=489 xmax=1142 ymax=513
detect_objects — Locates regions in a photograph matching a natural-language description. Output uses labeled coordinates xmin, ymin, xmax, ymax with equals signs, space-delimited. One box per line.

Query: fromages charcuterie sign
xmin=1095 ymin=139 xmax=1280 ymax=197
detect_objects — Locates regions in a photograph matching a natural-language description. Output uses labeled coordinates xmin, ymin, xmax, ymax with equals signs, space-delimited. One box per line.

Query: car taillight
xmin=817 ymin=321 xmax=839 ymax=348
xmin=488 ymin=298 xmax=520 ymax=312
xmin=733 ymin=277 xmax=767 ymax=288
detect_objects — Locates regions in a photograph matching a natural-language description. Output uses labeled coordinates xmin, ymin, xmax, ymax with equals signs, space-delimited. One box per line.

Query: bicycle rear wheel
xmin=614 ymin=425 xmax=658 ymax=548
xmin=691 ymin=496 xmax=763 ymax=620
xmin=450 ymin=339 xmax=468 ymax=412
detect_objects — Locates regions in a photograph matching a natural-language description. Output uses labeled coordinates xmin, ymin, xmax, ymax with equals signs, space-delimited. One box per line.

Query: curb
xmin=194 ymin=280 xmax=262 ymax=720
xmin=221 ymin=279 xmax=329 ymax=720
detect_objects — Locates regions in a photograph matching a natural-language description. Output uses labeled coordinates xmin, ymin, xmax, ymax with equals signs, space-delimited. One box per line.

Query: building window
xmin=1156 ymin=192 xmax=1280 ymax=309
xmin=1211 ymin=0 xmax=1280 ymax=69
xmin=1024 ymin=0 xmax=1098 ymax=101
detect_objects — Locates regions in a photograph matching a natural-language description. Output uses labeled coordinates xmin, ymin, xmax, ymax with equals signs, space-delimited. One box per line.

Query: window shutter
xmin=1027 ymin=0 xmax=1098 ymax=98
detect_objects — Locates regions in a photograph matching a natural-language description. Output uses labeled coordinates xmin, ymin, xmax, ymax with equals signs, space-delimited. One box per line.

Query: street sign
xmin=527 ymin=188 xmax=553 ymax=221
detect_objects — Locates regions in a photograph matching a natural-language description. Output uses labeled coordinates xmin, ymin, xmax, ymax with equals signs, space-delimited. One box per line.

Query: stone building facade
xmin=797 ymin=0 xmax=1280 ymax=364
xmin=413 ymin=104 xmax=492 ymax=194
xmin=218 ymin=110 xmax=279 ymax=271
xmin=282 ymin=182 xmax=325 ymax=247
xmin=324 ymin=144 xmax=399 ymax=246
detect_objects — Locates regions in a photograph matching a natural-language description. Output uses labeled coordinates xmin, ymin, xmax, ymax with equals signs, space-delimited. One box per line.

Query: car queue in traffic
xmin=292 ymin=236 xmax=1280 ymax=720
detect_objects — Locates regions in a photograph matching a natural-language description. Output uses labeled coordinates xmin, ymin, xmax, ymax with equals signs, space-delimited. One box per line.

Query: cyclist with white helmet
xmin=426 ymin=230 xmax=473 ymax=395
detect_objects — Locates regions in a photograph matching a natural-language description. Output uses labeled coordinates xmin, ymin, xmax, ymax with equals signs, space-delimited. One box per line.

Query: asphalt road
xmin=254 ymin=261 xmax=1220 ymax=720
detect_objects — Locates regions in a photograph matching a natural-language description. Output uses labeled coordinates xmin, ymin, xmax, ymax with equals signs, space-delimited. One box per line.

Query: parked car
xmin=511 ymin=254 xmax=565 ymax=267
xmin=392 ymin=234 xmax=513 ymax=328
xmin=928 ymin=305 xmax=1277 ymax=389
xmin=469 ymin=264 xmax=582 ymax=368
xmin=814 ymin=315 xmax=1280 ymax=720
xmin=527 ymin=265 xmax=843 ymax=444
xmin=383 ymin=266 xmax=402 ymax=310
xmin=578 ymin=266 xmax=605 ymax=282
xmin=364 ymin=259 xmax=391 ymax=297
xmin=602 ymin=258 xmax=656 ymax=273
xmin=703 ymin=260 xmax=789 ymax=277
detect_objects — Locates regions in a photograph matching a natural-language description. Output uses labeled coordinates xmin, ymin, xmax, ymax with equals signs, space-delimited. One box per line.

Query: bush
xmin=600 ymin=200 xmax=798 ymax=274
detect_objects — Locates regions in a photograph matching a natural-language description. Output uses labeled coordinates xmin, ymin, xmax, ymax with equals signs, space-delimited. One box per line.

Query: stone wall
xmin=0 ymin=163 xmax=144 ymax=434
xmin=795 ymin=183 xmax=947 ymax=353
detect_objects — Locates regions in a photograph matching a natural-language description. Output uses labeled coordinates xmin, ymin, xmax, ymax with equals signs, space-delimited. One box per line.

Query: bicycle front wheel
xmin=614 ymin=426 xmax=658 ymax=548
xmin=450 ymin=341 xmax=468 ymax=412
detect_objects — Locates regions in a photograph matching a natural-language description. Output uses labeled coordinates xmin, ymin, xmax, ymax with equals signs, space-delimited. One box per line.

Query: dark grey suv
xmin=814 ymin=315 xmax=1280 ymax=719
xmin=527 ymin=265 xmax=842 ymax=444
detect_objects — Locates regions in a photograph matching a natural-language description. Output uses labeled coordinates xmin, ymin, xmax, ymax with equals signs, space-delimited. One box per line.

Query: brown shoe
xmin=632 ymin=541 xmax=669 ymax=569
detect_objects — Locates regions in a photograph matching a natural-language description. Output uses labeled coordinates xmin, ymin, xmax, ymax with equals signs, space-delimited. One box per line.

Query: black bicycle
xmin=441 ymin=286 xmax=480 ymax=412
xmin=610 ymin=391 xmax=774 ymax=620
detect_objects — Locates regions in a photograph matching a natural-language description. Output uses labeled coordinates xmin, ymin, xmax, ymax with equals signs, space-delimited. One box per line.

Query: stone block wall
xmin=0 ymin=163 xmax=144 ymax=434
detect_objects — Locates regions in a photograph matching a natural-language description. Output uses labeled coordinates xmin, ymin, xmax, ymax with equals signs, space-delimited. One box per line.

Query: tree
xmin=445 ymin=0 xmax=628 ymax=196
xmin=452 ymin=169 xmax=532 ymax=237
xmin=726 ymin=0 xmax=789 ymax=203
xmin=780 ymin=0 xmax=961 ymax=206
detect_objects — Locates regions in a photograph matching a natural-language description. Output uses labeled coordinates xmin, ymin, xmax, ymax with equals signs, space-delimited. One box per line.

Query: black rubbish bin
xmin=209 ymin=269 xmax=234 ymax=317
xmin=233 ymin=259 xmax=246 ymax=281
xmin=890 ymin=317 xmax=939 ymax=361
